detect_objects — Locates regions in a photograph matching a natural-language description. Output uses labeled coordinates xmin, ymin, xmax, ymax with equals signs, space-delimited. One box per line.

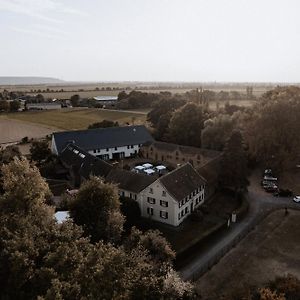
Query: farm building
xmin=26 ymin=102 xmax=62 ymax=110
xmin=58 ymin=143 xmax=206 ymax=227
xmin=51 ymin=125 xmax=154 ymax=159
xmin=93 ymin=96 xmax=118 ymax=106
xmin=140 ymin=140 xmax=221 ymax=169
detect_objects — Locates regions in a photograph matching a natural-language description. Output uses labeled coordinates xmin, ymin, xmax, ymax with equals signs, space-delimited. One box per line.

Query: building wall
xmin=88 ymin=144 xmax=140 ymax=160
xmin=51 ymin=135 xmax=58 ymax=155
xmin=140 ymin=145 xmax=209 ymax=168
xmin=140 ymin=180 xmax=178 ymax=226
xmin=139 ymin=180 xmax=205 ymax=226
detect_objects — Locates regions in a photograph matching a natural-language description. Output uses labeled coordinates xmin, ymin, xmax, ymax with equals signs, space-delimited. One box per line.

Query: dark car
xmin=273 ymin=189 xmax=293 ymax=197
xmin=265 ymin=185 xmax=278 ymax=193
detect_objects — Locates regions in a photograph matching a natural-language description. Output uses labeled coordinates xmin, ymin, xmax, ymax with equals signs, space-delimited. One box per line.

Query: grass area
xmin=195 ymin=209 xmax=300 ymax=300
xmin=4 ymin=108 xmax=147 ymax=130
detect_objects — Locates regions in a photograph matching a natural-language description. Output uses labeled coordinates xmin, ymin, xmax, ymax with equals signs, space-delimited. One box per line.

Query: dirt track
xmin=0 ymin=118 xmax=57 ymax=144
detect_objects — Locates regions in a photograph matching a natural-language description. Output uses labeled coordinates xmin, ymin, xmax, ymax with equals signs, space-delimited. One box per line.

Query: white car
xmin=293 ymin=196 xmax=300 ymax=203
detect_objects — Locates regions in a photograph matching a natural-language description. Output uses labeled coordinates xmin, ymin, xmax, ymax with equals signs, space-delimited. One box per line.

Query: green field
xmin=4 ymin=108 xmax=147 ymax=130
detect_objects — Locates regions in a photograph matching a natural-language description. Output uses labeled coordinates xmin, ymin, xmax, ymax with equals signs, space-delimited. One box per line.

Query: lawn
xmin=4 ymin=108 xmax=147 ymax=130
xmin=195 ymin=209 xmax=300 ymax=300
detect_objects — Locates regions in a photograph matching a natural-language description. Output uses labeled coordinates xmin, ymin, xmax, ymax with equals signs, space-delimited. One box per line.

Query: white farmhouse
xmin=51 ymin=125 xmax=154 ymax=160
xmin=139 ymin=164 xmax=206 ymax=226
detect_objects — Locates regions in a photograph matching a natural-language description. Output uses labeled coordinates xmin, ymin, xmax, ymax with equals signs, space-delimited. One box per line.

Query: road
xmin=179 ymin=170 xmax=300 ymax=281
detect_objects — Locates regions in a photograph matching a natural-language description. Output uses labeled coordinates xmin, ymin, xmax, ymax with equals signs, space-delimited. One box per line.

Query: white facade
xmin=88 ymin=144 xmax=140 ymax=160
xmin=123 ymin=179 xmax=206 ymax=227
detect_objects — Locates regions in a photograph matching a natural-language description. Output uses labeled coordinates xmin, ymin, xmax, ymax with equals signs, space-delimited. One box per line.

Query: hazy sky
xmin=0 ymin=0 xmax=300 ymax=82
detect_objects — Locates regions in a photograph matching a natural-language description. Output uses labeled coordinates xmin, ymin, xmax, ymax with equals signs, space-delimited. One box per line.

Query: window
xmin=160 ymin=200 xmax=168 ymax=207
xmin=130 ymin=193 xmax=132 ymax=199
xmin=149 ymin=187 xmax=153 ymax=194
xmin=160 ymin=211 xmax=168 ymax=219
xmin=147 ymin=197 xmax=155 ymax=204
xmin=127 ymin=145 xmax=130 ymax=149
xmin=185 ymin=207 xmax=188 ymax=214
xmin=121 ymin=191 xmax=125 ymax=197
xmin=178 ymin=213 xmax=181 ymax=220
xmin=131 ymin=145 xmax=134 ymax=148
xmin=162 ymin=190 xmax=166 ymax=197
xmin=179 ymin=202 xmax=182 ymax=208
xmin=181 ymin=210 xmax=184 ymax=217
xmin=134 ymin=194 xmax=137 ymax=200
xmin=147 ymin=207 xmax=154 ymax=216
xmin=106 ymin=148 xmax=109 ymax=152
xmin=189 ymin=194 xmax=192 ymax=200
xmin=93 ymin=150 xmax=96 ymax=153
xmin=114 ymin=147 xmax=117 ymax=151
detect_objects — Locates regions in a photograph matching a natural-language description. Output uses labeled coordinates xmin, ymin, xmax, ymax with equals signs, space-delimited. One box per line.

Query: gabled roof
xmin=60 ymin=144 xmax=112 ymax=179
xmin=53 ymin=125 xmax=154 ymax=154
xmin=106 ymin=168 xmax=156 ymax=194
xmin=159 ymin=163 xmax=206 ymax=201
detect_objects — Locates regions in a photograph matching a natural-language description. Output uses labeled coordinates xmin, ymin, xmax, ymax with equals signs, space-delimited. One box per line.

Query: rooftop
xmin=160 ymin=163 xmax=206 ymax=201
xmin=53 ymin=125 xmax=154 ymax=154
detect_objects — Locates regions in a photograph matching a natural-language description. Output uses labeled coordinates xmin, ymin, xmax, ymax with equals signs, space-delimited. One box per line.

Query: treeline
xmin=115 ymin=87 xmax=255 ymax=110
xmin=147 ymin=86 xmax=300 ymax=173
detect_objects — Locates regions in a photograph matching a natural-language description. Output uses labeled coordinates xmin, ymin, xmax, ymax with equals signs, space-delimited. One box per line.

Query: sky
xmin=0 ymin=0 xmax=300 ymax=82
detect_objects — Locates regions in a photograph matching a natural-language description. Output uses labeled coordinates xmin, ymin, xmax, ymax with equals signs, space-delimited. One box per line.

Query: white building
xmin=51 ymin=125 xmax=154 ymax=160
xmin=26 ymin=102 xmax=62 ymax=110
xmin=59 ymin=144 xmax=206 ymax=227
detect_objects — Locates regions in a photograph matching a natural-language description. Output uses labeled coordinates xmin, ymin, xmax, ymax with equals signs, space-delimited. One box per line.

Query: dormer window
xmin=162 ymin=190 xmax=166 ymax=197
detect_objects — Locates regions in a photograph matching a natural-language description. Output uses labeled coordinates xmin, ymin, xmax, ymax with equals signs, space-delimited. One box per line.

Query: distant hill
xmin=0 ymin=77 xmax=64 ymax=85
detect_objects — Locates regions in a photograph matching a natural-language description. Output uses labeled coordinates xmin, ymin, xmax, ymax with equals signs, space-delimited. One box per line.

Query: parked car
xmin=293 ymin=196 xmax=300 ymax=203
xmin=273 ymin=189 xmax=293 ymax=197
xmin=263 ymin=168 xmax=273 ymax=176
xmin=265 ymin=185 xmax=278 ymax=193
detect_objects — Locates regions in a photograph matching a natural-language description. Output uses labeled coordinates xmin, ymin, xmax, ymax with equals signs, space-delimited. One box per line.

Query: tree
xmin=30 ymin=140 xmax=52 ymax=164
xmin=9 ymin=99 xmax=20 ymax=111
xmin=70 ymin=94 xmax=80 ymax=107
xmin=168 ymin=102 xmax=204 ymax=147
xmin=243 ymin=86 xmax=300 ymax=171
xmin=0 ymin=100 xmax=9 ymax=111
xmin=0 ymin=160 xmax=195 ymax=299
xmin=201 ymin=114 xmax=236 ymax=151
xmin=88 ymin=120 xmax=119 ymax=129
xmin=0 ymin=157 xmax=52 ymax=213
xmin=120 ymin=196 xmax=141 ymax=230
xmin=69 ymin=176 xmax=124 ymax=243
xmin=219 ymin=130 xmax=248 ymax=193
xmin=125 ymin=227 xmax=175 ymax=264
xmin=117 ymin=91 xmax=128 ymax=101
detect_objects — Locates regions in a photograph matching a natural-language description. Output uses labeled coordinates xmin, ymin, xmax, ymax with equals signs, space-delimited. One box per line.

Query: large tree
xmin=168 ymin=102 xmax=204 ymax=147
xmin=69 ymin=176 xmax=124 ymax=243
xmin=30 ymin=140 xmax=52 ymax=164
xmin=219 ymin=130 xmax=248 ymax=193
xmin=244 ymin=86 xmax=300 ymax=171
xmin=201 ymin=114 xmax=236 ymax=151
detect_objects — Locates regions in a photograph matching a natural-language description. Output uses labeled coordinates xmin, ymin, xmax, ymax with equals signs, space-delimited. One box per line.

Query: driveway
xmin=179 ymin=170 xmax=300 ymax=281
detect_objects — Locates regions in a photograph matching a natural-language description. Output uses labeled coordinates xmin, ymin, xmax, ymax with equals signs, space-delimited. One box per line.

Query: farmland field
xmin=0 ymin=118 xmax=57 ymax=144
xmin=2 ymin=108 xmax=147 ymax=131
xmin=195 ymin=209 xmax=300 ymax=299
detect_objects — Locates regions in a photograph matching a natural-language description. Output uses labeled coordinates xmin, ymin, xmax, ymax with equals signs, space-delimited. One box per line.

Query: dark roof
xmin=160 ymin=163 xmax=206 ymax=201
xmin=80 ymin=159 xmax=112 ymax=179
xmin=60 ymin=144 xmax=112 ymax=178
xmin=145 ymin=141 xmax=221 ymax=158
xmin=53 ymin=125 xmax=154 ymax=154
xmin=106 ymin=168 xmax=156 ymax=194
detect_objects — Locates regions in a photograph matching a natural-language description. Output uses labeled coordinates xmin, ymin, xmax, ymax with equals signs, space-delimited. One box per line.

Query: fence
xmin=187 ymin=204 xmax=300 ymax=282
